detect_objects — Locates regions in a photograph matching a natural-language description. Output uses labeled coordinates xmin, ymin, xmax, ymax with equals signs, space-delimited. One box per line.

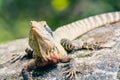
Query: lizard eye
xmin=51 ymin=47 xmax=56 ymax=53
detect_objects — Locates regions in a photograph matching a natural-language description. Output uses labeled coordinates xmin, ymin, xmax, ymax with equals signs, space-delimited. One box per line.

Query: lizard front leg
xmin=62 ymin=58 xmax=79 ymax=79
xmin=21 ymin=59 xmax=36 ymax=80
xmin=63 ymin=58 xmax=94 ymax=79
xmin=21 ymin=57 xmax=52 ymax=80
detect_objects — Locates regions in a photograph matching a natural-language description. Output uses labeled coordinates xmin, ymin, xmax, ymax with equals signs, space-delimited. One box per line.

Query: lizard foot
xmin=5 ymin=48 xmax=33 ymax=64
xmin=62 ymin=58 xmax=94 ymax=79
xmin=63 ymin=68 xmax=79 ymax=79
xmin=62 ymin=59 xmax=79 ymax=79
xmin=82 ymin=41 xmax=111 ymax=50
xmin=8 ymin=53 xmax=26 ymax=63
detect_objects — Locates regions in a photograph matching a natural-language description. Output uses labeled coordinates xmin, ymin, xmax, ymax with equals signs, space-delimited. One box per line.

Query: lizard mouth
xmin=49 ymin=52 xmax=59 ymax=63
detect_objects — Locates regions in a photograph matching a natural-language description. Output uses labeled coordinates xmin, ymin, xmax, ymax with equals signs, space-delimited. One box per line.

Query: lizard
xmin=21 ymin=11 xmax=120 ymax=80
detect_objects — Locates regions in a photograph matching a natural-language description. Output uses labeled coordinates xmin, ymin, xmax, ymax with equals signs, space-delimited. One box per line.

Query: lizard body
xmin=22 ymin=11 xmax=120 ymax=80
xmin=53 ymin=12 xmax=120 ymax=55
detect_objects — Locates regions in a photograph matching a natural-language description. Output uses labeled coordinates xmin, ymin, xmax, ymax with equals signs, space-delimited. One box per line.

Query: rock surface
xmin=0 ymin=22 xmax=120 ymax=80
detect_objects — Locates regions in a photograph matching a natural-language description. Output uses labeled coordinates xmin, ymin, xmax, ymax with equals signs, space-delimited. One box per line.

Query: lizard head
xmin=29 ymin=21 xmax=60 ymax=65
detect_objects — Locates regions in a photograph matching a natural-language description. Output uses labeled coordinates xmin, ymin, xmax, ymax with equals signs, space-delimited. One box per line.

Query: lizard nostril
xmin=44 ymin=24 xmax=46 ymax=27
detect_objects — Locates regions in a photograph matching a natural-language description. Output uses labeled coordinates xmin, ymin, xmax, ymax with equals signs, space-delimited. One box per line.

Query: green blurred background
xmin=0 ymin=0 xmax=120 ymax=43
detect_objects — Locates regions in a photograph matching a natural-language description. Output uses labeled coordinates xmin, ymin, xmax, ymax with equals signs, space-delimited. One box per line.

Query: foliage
xmin=52 ymin=0 xmax=69 ymax=11
xmin=0 ymin=0 xmax=120 ymax=43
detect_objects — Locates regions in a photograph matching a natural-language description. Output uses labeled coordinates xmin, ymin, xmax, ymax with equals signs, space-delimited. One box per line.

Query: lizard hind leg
xmin=60 ymin=38 xmax=110 ymax=52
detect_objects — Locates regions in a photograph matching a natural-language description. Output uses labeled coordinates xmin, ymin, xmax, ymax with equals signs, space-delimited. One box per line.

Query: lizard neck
xmin=54 ymin=39 xmax=67 ymax=57
xmin=51 ymin=32 xmax=67 ymax=57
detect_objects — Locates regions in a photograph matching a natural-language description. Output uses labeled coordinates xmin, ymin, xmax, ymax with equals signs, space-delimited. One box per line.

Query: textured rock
xmin=0 ymin=22 xmax=120 ymax=80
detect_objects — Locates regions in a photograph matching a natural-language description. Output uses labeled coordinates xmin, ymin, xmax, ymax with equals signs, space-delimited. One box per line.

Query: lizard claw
xmin=7 ymin=48 xmax=33 ymax=63
xmin=8 ymin=53 xmax=25 ymax=63
xmin=62 ymin=59 xmax=79 ymax=79
xmin=83 ymin=41 xmax=108 ymax=50
xmin=63 ymin=69 xmax=78 ymax=79
xmin=62 ymin=58 xmax=94 ymax=79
